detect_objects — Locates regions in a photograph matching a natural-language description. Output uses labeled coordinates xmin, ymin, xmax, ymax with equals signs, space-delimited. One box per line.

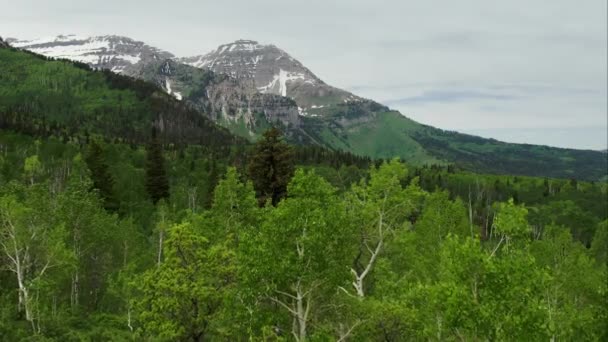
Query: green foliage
xmin=392 ymin=190 xmax=469 ymax=283
xmin=240 ymin=169 xmax=354 ymax=339
xmin=85 ymin=140 xmax=118 ymax=211
xmin=590 ymin=220 xmax=608 ymax=265
xmin=0 ymin=182 xmax=74 ymax=333
xmin=0 ymin=47 xmax=241 ymax=149
xmin=493 ymin=198 xmax=531 ymax=247
xmin=210 ymin=167 xmax=258 ymax=239
xmin=133 ymin=222 xmax=234 ymax=341
xmin=346 ymin=159 xmax=423 ymax=297
xmin=247 ymin=127 xmax=295 ymax=206
xmin=304 ymin=109 xmax=607 ymax=181
xmin=536 ymin=200 xmax=598 ymax=246
xmin=144 ymin=130 xmax=170 ymax=205
xmin=0 ymin=131 xmax=605 ymax=340
xmin=23 ymin=154 xmax=42 ymax=185
xmin=530 ymin=225 xmax=608 ymax=340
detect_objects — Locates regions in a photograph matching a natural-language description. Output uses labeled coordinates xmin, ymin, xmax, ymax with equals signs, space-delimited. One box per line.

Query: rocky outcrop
xmin=180 ymin=40 xmax=362 ymax=108
xmin=125 ymin=59 xmax=301 ymax=129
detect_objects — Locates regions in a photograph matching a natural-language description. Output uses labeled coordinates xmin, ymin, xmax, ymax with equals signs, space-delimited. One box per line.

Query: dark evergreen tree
xmin=247 ymin=127 xmax=294 ymax=206
xmin=145 ymin=129 xmax=170 ymax=205
xmin=202 ymin=158 xmax=220 ymax=209
xmin=85 ymin=140 xmax=118 ymax=212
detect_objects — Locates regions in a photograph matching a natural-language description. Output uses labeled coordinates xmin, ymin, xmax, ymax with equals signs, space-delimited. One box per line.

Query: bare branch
xmin=275 ymin=289 xmax=298 ymax=300
xmin=489 ymin=235 xmax=505 ymax=258
xmin=337 ymin=320 xmax=362 ymax=342
xmin=338 ymin=286 xmax=357 ymax=298
xmin=270 ymin=296 xmax=297 ymax=316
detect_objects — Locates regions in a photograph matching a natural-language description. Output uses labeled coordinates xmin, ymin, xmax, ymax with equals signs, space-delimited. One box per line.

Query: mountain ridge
xmin=179 ymin=39 xmax=363 ymax=109
xmin=6 ymin=34 xmax=607 ymax=180
xmin=8 ymin=34 xmax=174 ymax=73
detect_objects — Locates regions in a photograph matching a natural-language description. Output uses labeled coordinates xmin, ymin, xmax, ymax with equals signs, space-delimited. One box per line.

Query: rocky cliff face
xmin=180 ymin=40 xmax=362 ymax=109
xmin=8 ymin=35 xmax=173 ymax=73
xmin=125 ymin=59 xmax=300 ymax=130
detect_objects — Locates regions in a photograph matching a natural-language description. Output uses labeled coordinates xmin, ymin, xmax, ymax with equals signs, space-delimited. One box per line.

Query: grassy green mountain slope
xmin=300 ymin=106 xmax=607 ymax=181
xmin=300 ymin=110 xmax=439 ymax=164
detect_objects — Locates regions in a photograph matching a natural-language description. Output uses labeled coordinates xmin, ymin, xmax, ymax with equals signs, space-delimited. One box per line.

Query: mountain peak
xmin=9 ymin=34 xmax=173 ymax=73
xmin=179 ymin=40 xmax=361 ymax=107
xmin=213 ymin=39 xmax=266 ymax=55
xmin=230 ymin=39 xmax=260 ymax=45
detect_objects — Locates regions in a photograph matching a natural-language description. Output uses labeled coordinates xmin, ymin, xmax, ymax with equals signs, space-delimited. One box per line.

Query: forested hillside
xmin=0 ymin=46 xmax=240 ymax=148
xmin=0 ymin=42 xmax=606 ymax=341
xmin=0 ymin=129 xmax=606 ymax=340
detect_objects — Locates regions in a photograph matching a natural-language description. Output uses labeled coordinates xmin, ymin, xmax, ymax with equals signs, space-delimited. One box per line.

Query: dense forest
xmin=0 ymin=40 xmax=607 ymax=341
xmin=0 ymin=128 xmax=606 ymax=341
xmin=0 ymin=46 xmax=241 ymax=149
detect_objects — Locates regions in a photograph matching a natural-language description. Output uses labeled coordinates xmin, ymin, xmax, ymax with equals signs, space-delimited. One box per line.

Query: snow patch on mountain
xmin=258 ymin=69 xmax=308 ymax=97
xmin=13 ymin=37 xmax=111 ymax=64
xmin=164 ymin=77 xmax=182 ymax=101
xmin=11 ymin=34 xmax=86 ymax=47
xmin=179 ymin=39 xmax=361 ymax=107
xmin=12 ymin=34 xmax=363 ymax=109
xmin=11 ymin=35 xmax=173 ymax=74
xmin=117 ymin=53 xmax=141 ymax=64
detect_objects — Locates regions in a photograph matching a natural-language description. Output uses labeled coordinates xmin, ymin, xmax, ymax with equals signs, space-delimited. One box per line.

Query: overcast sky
xmin=2 ymin=0 xmax=606 ymax=150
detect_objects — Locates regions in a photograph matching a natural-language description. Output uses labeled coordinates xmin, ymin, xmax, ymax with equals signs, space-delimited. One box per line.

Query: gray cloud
xmin=384 ymin=90 xmax=520 ymax=106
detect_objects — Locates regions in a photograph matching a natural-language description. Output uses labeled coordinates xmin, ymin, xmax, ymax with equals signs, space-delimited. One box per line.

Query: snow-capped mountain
xmin=9 ymin=35 xmax=361 ymax=109
xmin=8 ymin=35 xmax=173 ymax=73
xmin=9 ymin=34 xmax=382 ymax=141
xmin=126 ymin=58 xmax=301 ymax=131
xmin=180 ymin=40 xmax=361 ymax=108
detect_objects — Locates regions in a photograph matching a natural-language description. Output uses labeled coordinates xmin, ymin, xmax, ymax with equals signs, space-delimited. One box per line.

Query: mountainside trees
xmin=247 ymin=127 xmax=294 ymax=206
xmin=0 ymin=131 xmax=606 ymax=340
xmin=0 ymin=185 xmax=71 ymax=332
xmin=240 ymin=169 xmax=355 ymax=340
xmin=85 ymin=140 xmax=118 ymax=211
xmin=0 ymin=47 xmax=242 ymax=150
xmin=145 ymin=129 xmax=170 ymax=205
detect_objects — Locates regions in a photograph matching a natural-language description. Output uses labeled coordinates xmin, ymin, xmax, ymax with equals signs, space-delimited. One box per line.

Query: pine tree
xmin=202 ymin=158 xmax=220 ymax=209
xmin=247 ymin=127 xmax=294 ymax=206
xmin=145 ymin=129 xmax=170 ymax=205
xmin=85 ymin=140 xmax=118 ymax=212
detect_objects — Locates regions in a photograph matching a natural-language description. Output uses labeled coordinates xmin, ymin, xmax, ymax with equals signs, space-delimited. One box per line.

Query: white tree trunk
xmin=17 ymin=267 xmax=32 ymax=320
xmin=271 ymin=280 xmax=313 ymax=342
xmin=157 ymin=229 xmax=164 ymax=267
xmin=71 ymin=272 xmax=80 ymax=310
xmin=1 ymin=210 xmax=58 ymax=333
xmin=296 ymin=286 xmax=307 ymax=341
xmin=157 ymin=211 xmax=166 ymax=266
xmin=351 ymin=214 xmax=385 ymax=297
